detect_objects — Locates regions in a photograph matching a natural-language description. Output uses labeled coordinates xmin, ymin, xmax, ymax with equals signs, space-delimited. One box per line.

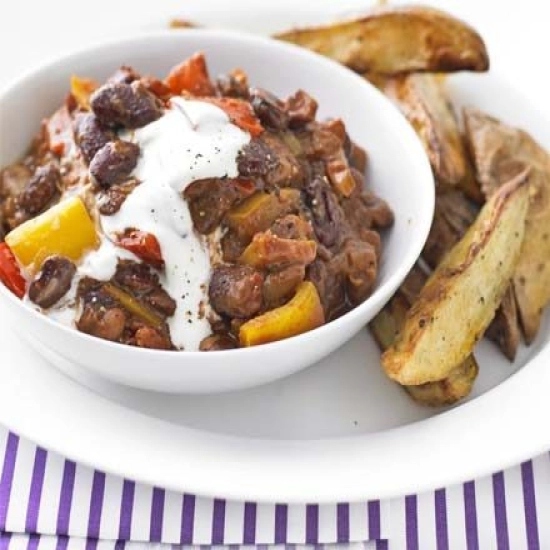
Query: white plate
xmin=1 ymin=2 xmax=550 ymax=503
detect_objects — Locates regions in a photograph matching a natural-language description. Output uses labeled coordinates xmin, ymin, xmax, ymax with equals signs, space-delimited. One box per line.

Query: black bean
xmin=28 ymin=256 xmax=76 ymax=308
xmin=304 ymin=176 xmax=343 ymax=248
xmin=237 ymin=139 xmax=279 ymax=177
xmin=73 ymin=113 xmax=116 ymax=164
xmin=90 ymin=81 xmax=162 ymax=129
xmin=90 ymin=141 xmax=140 ymax=187
xmin=19 ymin=164 xmax=60 ymax=215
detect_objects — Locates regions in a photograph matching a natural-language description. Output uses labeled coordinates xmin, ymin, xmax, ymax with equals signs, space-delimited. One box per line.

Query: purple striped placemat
xmin=1 ymin=425 xmax=549 ymax=549
xmin=0 ymin=429 xmax=387 ymax=546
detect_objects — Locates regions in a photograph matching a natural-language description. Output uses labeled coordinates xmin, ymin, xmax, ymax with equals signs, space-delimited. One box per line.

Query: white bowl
xmin=0 ymin=30 xmax=434 ymax=393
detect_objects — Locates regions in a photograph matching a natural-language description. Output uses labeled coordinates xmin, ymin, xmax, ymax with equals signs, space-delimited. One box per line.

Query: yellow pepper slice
xmin=239 ymin=281 xmax=325 ymax=346
xmin=103 ymin=283 xmax=164 ymax=330
xmin=6 ymin=196 xmax=98 ymax=270
xmin=70 ymin=75 xmax=99 ymax=110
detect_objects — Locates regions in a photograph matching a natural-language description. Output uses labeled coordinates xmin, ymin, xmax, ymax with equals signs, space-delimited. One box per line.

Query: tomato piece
xmin=117 ymin=230 xmax=164 ymax=269
xmin=0 ymin=243 xmax=26 ymax=298
xmin=165 ymin=52 xmax=215 ymax=96
xmin=203 ymin=97 xmax=264 ymax=137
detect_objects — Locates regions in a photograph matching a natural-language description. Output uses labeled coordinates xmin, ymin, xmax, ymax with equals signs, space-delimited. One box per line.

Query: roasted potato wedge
xmin=422 ymin=189 xmax=479 ymax=269
xmin=370 ymin=264 xmax=479 ymax=406
xmin=405 ymin=359 xmax=479 ymax=406
xmin=382 ymin=170 xmax=530 ymax=385
xmin=422 ymin=188 xmax=520 ymax=359
xmin=276 ymin=6 xmax=489 ymax=74
xmin=485 ymin=286 xmax=521 ymax=361
xmin=465 ymin=108 xmax=550 ymax=343
xmin=384 ymin=74 xmax=482 ymax=193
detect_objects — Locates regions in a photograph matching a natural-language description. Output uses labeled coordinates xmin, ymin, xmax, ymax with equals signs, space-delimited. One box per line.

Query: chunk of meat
xmin=308 ymin=259 xmax=346 ymax=320
xmin=209 ymin=264 xmax=264 ymax=318
xmin=184 ymin=177 xmax=256 ymax=234
xmin=0 ymin=164 xmax=31 ymax=198
xmin=90 ymin=81 xmax=162 ymax=129
xmin=341 ymin=182 xmax=394 ymax=234
xmin=77 ymin=304 xmax=126 ymax=342
xmin=19 ymin=164 xmax=60 ymax=215
xmin=28 ymin=256 xmax=76 ymax=308
xmin=216 ymin=69 xmax=249 ymax=99
xmin=263 ymin=264 xmax=306 ymax=308
xmin=97 ymin=178 xmax=139 ymax=215
xmin=269 ymin=214 xmax=314 ymax=240
xmin=134 ymin=326 xmax=172 ymax=350
xmin=250 ymin=88 xmax=289 ymax=130
xmin=237 ymin=138 xmax=279 ymax=177
xmin=303 ymin=176 xmax=344 ymax=248
xmin=239 ymin=231 xmax=317 ymax=268
xmin=221 ymin=230 xmax=247 ymax=263
xmin=261 ymin=133 xmax=305 ymax=188
xmin=285 ymin=90 xmax=318 ymax=128
xmin=199 ymin=334 xmax=237 ymax=351
xmin=73 ymin=113 xmax=116 ymax=164
xmin=225 ymin=190 xmax=301 ymax=240
xmin=90 ymin=140 xmax=140 ymax=187
xmin=335 ymin=238 xmax=378 ymax=304
xmin=298 ymin=125 xmax=342 ymax=159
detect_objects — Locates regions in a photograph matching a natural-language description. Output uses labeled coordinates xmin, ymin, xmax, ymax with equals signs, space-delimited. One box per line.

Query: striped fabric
xmin=0 ymin=536 xmax=380 ymax=550
xmin=0 ymin=430 xmax=387 ymax=545
xmin=2 ymin=426 xmax=550 ymax=548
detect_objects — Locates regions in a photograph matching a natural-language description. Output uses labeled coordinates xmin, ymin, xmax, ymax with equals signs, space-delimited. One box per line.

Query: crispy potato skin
xmin=384 ymin=74 xmax=480 ymax=189
xmin=422 ymin=189 xmax=479 ymax=270
xmin=369 ymin=264 xmax=479 ymax=406
xmin=485 ymin=286 xmax=521 ymax=361
xmin=405 ymin=359 xmax=479 ymax=406
xmin=465 ymin=108 xmax=550 ymax=343
xmin=276 ymin=6 xmax=489 ymax=74
xmin=381 ymin=171 xmax=530 ymax=385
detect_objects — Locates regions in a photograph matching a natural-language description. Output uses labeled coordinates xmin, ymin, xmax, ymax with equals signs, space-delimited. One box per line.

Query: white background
xmin=0 ymin=0 xmax=547 ymax=113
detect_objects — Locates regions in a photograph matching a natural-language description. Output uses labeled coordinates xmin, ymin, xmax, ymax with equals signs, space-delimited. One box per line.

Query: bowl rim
xmin=0 ymin=28 xmax=435 ymax=359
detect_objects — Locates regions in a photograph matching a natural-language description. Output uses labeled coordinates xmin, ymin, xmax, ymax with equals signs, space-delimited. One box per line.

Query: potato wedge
xmin=369 ymin=264 xmax=479 ymax=406
xmin=422 ymin=189 xmax=520 ymax=359
xmin=382 ymin=170 xmax=530 ymax=385
xmin=422 ymin=189 xmax=479 ymax=269
xmin=485 ymin=286 xmax=521 ymax=361
xmin=405 ymin=359 xmax=479 ymax=406
xmin=384 ymin=74 xmax=482 ymax=192
xmin=276 ymin=6 xmax=489 ymax=74
xmin=465 ymin=108 xmax=550 ymax=343
xmin=422 ymin=188 xmax=521 ymax=360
